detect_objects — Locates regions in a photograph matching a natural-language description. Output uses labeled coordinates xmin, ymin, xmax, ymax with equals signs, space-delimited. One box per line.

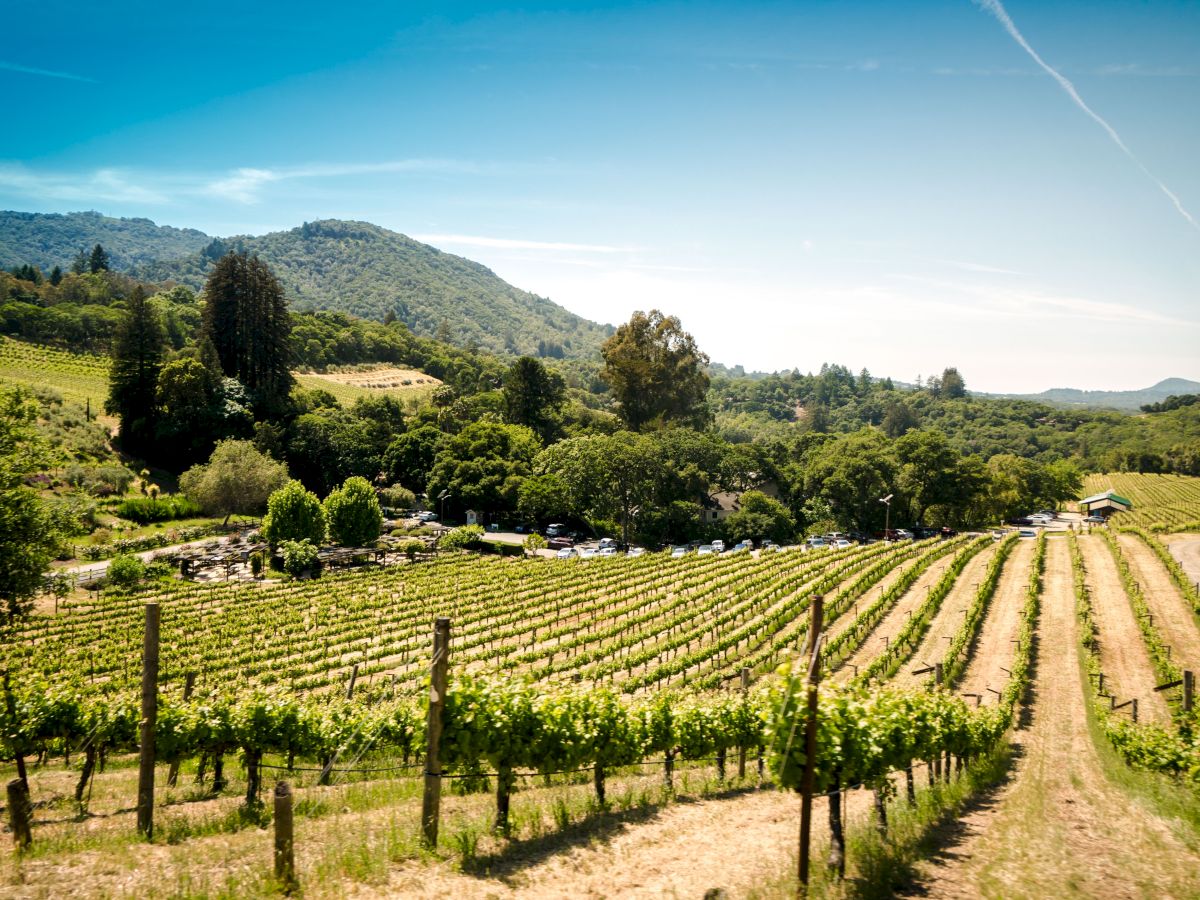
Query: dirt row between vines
xmin=1165 ymin=533 xmax=1200 ymax=588
xmin=905 ymin=537 xmax=1200 ymax=899
xmin=956 ymin=539 xmax=1035 ymax=701
xmin=890 ymin=541 xmax=1002 ymax=691
xmin=1075 ymin=535 xmax=1170 ymax=724
xmin=1117 ymin=533 xmax=1200 ymax=674
xmin=831 ymin=543 xmax=977 ymax=682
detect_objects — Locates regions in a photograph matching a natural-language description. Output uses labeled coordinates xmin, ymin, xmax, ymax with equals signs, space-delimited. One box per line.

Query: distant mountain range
xmin=0 ymin=210 xmax=612 ymax=361
xmin=978 ymin=378 xmax=1200 ymax=411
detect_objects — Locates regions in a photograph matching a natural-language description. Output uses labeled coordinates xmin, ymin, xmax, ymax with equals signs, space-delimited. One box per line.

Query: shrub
xmin=439 ymin=524 xmax=485 ymax=551
xmin=107 ymin=554 xmax=146 ymax=588
xmin=116 ymin=495 xmax=203 ymax=524
xmin=378 ymin=483 xmax=416 ymax=510
xmin=262 ymin=481 xmax=326 ymax=546
xmin=280 ymin=539 xmax=320 ymax=577
xmin=400 ymin=539 xmax=426 ymax=560
xmin=323 ymin=476 xmax=383 ymax=547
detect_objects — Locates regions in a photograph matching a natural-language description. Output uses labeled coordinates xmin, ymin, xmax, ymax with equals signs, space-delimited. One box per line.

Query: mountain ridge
xmin=0 ymin=210 xmax=612 ymax=361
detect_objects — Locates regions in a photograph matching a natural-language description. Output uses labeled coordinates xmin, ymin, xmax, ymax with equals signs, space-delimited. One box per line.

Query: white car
xmin=578 ymin=548 xmax=598 ymax=559
xmin=833 ymin=538 xmax=852 ymax=549
xmin=598 ymin=537 xmax=618 ymax=550
xmin=627 ymin=546 xmax=645 ymax=557
xmin=556 ymin=547 xmax=575 ymax=559
xmin=697 ymin=544 xmax=715 ymax=555
xmin=598 ymin=546 xmax=619 ymax=557
xmin=806 ymin=537 xmax=826 ymax=549
xmin=670 ymin=546 xmax=688 ymax=558
xmin=711 ymin=540 xmax=725 ymax=552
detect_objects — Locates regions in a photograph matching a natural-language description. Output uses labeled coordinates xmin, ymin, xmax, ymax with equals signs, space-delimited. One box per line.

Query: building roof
xmin=1080 ymin=490 xmax=1133 ymax=508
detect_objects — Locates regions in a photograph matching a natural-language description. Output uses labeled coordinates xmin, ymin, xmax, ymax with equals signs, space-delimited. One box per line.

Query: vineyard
xmin=2 ymin=532 xmax=1200 ymax=897
xmin=1082 ymin=471 xmax=1200 ymax=532
xmin=0 ymin=336 xmax=109 ymax=408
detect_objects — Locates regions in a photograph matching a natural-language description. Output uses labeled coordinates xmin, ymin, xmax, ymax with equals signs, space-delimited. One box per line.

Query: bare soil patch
xmin=956 ymin=539 xmax=1035 ymax=701
xmin=904 ymin=538 xmax=1200 ymax=899
xmin=300 ymin=366 xmax=441 ymax=389
xmin=1117 ymin=533 xmax=1200 ymax=673
xmin=831 ymin=548 xmax=969 ymax=682
xmin=1164 ymin=533 xmax=1200 ymax=589
xmin=1076 ymin=535 xmax=1170 ymax=724
xmin=890 ymin=542 xmax=1001 ymax=691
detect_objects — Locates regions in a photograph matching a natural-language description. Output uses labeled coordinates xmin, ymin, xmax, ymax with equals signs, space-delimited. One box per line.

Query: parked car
xmin=670 ymin=545 xmax=689 ymax=558
xmin=598 ymin=537 xmax=618 ymax=550
xmin=547 ymin=536 xmax=574 ymax=550
xmin=1008 ymin=517 xmax=1033 ymax=526
xmin=732 ymin=540 xmax=753 ymax=552
xmin=545 ymin=523 xmax=567 ymax=537
xmin=627 ymin=546 xmax=646 ymax=557
xmin=1018 ymin=528 xmax=1038 ymax=538
xmin=761 ymin=540 xmax=781 ymax=552
xmin=416 ymin=511 xmax=438 ymax=522
xmin=1084 ymin=515 xmax=1106 ymax=524
xmin=894 ymin=529 xmax=914 ymax=540
xmin=578 ymin=547 xmax=598 ymax=559
xmin=598 ymin=546 xmax=619 ymax=557
xmin=833 ymin=538 xmax=852 ymax=549
xmin=697 ymin=544 xmax=716 ymax=555
xmin=711 ymin=539 xmax=725 ymax=552
xmin=806 ymin=536 xmax=827 ymax=549
xmin=556 ymin=547 xmax=576 ymax=559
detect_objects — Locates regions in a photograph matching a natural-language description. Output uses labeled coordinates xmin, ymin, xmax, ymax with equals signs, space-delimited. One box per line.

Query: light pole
xmin=879 ymin=493 xmax=893 ymax=540
xmin=438 ymin=490 xmax=451 ymax=523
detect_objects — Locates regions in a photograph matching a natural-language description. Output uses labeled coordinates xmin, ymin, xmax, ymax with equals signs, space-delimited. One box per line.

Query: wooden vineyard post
xmin=274 ymin=781 xmax=297 ymax=893
xmin=1186 ymin=670 xmax=1195 ymax=714
xmin=421 ymin=617 xmax=451 ymax=848
xmin=797 ymin=594 xmax=824 ymax=897
xmin=345 ymin=663 xmax=359 ymax=700
xmin=738 ymin=667 xmax=750 ymax=779
xmin=167 ymin=672 xmax=196 ymax=788
xmin=137 ymin=602 xmax=160 ymax=840
xmin=6 ymin=778 xmax=32 ymax=851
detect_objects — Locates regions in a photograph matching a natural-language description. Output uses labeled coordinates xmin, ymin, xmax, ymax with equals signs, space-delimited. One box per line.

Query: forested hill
xmin=980 ymin=378 xmax=1200 ymax=411
xmin=0 ymin=210 xmax=210 ymax=271
xmin=0 ymin=212 xmax=612 ymax=361
xmin=137 ymin=220 xmax=612 ymax=360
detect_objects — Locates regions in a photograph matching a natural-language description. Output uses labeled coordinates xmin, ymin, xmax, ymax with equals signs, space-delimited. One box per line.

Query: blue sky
xmin=3 ymin=0 xmax=1198 ymax=392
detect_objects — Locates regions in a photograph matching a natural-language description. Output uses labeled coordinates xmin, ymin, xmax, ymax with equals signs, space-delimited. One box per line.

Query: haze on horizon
xmin=2 ymin=0 xmax=1197 ymax=394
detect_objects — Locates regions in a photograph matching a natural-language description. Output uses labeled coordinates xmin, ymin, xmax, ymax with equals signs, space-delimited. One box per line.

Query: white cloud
xmin=976 ymin=0 xmax=1200 ymax=233
xmin=202 ymin=159 xmax=485 ymax=204
xmin=412 ymin=233 xmax=636 ymax=253
xmin=0 ymin=164 xmax=167 ymax=204
xmin=0 ymin=60 xmax=95 ymax=83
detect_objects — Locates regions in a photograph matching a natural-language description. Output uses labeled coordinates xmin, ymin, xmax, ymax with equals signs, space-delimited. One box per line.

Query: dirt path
xmin=1076 ymin=535 xmax=1170 ymax=724
xmin=832 ymin=547 xmax=970 ymax=683
xmin=1164 ymin=533 xmax=1200 ymax=588
xmin=891 ymin=543 xmax=1001 ymax=691
xmin=374 ymin=789 xmax=802 ymax=899
xmin=821 ymin=548 xmax=930 ymax=646
xmin=906 ymin=538 xmax=1200 ymax=899
xmin=956 ymin=540 xmax=1035 ymax=702
xmin=1118 ymin=533 xmax=1200 ymax=673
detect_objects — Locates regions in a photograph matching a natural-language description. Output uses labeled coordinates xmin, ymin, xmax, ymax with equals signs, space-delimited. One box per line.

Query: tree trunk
xmin=75 ymin=745 xmax=97 ymax=805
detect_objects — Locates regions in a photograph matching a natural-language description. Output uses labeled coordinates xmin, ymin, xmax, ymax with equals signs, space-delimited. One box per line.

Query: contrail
xmin=976 ymin=0 xmax=1199 ymax=231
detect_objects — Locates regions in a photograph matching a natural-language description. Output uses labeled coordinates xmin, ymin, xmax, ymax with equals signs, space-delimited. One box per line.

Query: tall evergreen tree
xmin=201 ymin=252 xmax=293 ymax=417
xmin=71 ymin=249 xmax=89 ymax=275
xmin=48 ymin=265 xmax=63 ymax=286
xmin=88 ymin=244 xmax=110 ymax=273
xmin=106 ymin=286 xmax=165 ymax=450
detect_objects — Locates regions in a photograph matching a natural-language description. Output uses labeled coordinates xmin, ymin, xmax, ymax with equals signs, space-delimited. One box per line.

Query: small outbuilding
xmin=1079 ymin=490 xmax=1133 ymax=518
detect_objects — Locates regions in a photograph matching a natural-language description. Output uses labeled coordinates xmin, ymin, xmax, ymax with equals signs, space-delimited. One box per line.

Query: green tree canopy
xmin=179 ymin=439 xmax=290 ymax=524
xmin=262 ymin=480 xmax=327 ymax=546
xmin=426 ymin=421 xmax=541 ymax=518
xmin=323 ymin=476 xmax=383 ymax=546
xmin=106 ymin=285 xmax=166 ymax=451
xmin=383 ymin=424 xmax=445 ymax=493
xmin=600 ymin=310 xmax=711 ymax=431
xmin=0 ymin=389 xmax=61 ymax=620
xmin=502 ymin=356 xmax=565 ymax=441
xmin=201 ymin=252 xmax=293 ymax=417
xmin=725 ymin=490 xmax=796 ymax=545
